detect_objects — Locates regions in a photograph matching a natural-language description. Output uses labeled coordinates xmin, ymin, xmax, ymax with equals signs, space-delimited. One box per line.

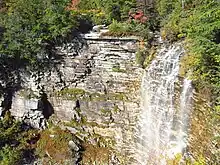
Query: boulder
xmin=92 ymin=25 xmax=107 ymax=32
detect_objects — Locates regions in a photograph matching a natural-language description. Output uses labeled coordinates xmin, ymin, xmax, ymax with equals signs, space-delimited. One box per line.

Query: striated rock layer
xmin=10 ymin=31 xmax=144 ymax=163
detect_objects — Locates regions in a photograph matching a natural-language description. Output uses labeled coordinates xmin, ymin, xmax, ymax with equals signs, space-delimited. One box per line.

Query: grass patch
xmin=106 ymin=20 xmax=149 ymax=38
xmin=81 ymin=143 xmax=111 ymax=165
xmin=36 ymin=126 xmax=73 ymax=163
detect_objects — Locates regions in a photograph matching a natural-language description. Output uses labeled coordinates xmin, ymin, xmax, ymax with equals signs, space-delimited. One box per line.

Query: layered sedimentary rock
xmin=10 ymin=30 xmax=144 ymax=162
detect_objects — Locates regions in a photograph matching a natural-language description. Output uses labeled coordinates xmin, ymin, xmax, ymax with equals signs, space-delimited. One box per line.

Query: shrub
xmin=0 ymin=146 xmax=22 ymax=165
xmin=0 ymin=112 xmax=39 ymax=165
xmin=77 ymin=0 xmax=137 ymax=24
xmin=143 ymin=46 xmax=156 ymax=68
xmin=107 ymin=20 xmax=149 ymax=37
xmin=156 ymin=0 xmax=179 ymax=18
xmin=157 ymin=0 xmax=220 ymax=93
xmin=0 ymin=112 xmax=22 ymax=148
xmin=108 ymin=20 xmax=131 ymax=34
xmin=131 ymin=22 xmax=149 ymax=37
xmin=135 ymin=49 xmax=146 ymax=67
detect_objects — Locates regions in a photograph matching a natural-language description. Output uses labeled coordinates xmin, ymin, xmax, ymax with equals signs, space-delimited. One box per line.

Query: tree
xmin=77 ymin=0 xmax=137 ymax=23
xmin=0 ymin=0 xmax=77 ymax=115
xmin=1 ymin=0 xmax=76 ymax=65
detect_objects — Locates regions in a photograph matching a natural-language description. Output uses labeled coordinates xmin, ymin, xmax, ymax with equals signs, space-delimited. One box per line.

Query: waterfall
xmin=134 ymin=43 xmax=193 ymax=164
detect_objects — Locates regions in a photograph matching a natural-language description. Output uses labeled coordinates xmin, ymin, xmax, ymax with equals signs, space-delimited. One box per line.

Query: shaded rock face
xmin=10 ymin=33 xmax=143 ymax=161
xmin=22 ymin=109 xmax=47 ymax=129
xmin=38 ymin=93 xmax=54 ymax=119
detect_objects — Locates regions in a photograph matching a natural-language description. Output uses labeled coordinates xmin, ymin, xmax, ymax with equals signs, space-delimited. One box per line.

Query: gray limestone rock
xmin=22 ymin=109 xmax=47 ymax=129
xmin=10 ymin=30 xmax=144 ymax=163
xmin=92 ymin=25 xmax=107 ymax=32
xmin=69 ymin=140 xmax=80 ymax=151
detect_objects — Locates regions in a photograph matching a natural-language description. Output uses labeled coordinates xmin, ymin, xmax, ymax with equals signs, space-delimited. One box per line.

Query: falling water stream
xmin=134 ymin=43 xmax=193 ymax=165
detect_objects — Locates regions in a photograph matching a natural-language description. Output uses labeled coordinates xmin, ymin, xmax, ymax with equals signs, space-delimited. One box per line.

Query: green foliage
xmin=136 ymin=49 xmax=147 ymax=67
xmin=0 ymin=114 xmax=22 ymax=165
xmin=157 ymin=0 xmax=220 ymax=101
xmin=0 ymin=0 xmax=76 ymax=94
xmin=56 ymin=88 xmax=86 ymax=100
xmin=107 ymin=20 xmax=149 ymax=37
xmin=77 ymin=0 xmax=159 ymax=36
xmin=0 ymin=112 xmax=39 ymax=165
xmin=156 ymin=0 xmax=179 ymax=18
xmin=143 ymin=46 xmax=157 ymax=68
xmin=112 ymin=63 xmax=126 ymax=73
xmin=0 ymin=146 xmax=21 ymax=165
xmin=55 ymin=87 xmax=128 ymax=102
xmin=0 ymin=0 xmax=75 ymax=59
xmin=158 ymin=0 xmax=220 ymax=83
xmin=108 ymin=20 xmax=130 ymax=33
xmin=0 ymin=112 xmax=22 ymax=147
xmin=136 ymin=45 xmax=157 ymax=68
xmin=77 ymin=0 xmax=137 ymax=24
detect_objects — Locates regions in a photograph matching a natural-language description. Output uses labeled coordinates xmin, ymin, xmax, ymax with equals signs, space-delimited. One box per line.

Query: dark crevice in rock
xmin=75 ymin=100 xmax=80 ymax=109
xmin=0 ymin=82 xmax=21 ymax=117
xmin=38 ymin=93 xmax=54 ymax=120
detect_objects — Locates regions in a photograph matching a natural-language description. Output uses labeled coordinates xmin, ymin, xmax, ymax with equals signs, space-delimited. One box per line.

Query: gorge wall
xmin=5 ymin=30 xmax=213 ymax=164
xmin=9 ymin=31 xmax=144 ymax=162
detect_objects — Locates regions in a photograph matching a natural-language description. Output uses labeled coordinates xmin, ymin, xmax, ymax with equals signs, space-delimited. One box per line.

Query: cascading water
xmin=134 ymin=43 xmax=193 ymax=164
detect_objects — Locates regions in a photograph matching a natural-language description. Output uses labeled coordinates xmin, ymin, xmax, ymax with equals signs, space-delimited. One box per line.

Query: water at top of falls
xmin=134 ymin=43 xmax=193 ymax=165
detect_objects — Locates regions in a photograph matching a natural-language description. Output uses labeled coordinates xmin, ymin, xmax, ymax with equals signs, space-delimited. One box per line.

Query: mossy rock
xmin=56 ymin=88 xmax=86 ymax=100
xmin=143 ymin=46 xmax=156 ymax=68
xmin=36 ymin=126 xmax=74 ymax=163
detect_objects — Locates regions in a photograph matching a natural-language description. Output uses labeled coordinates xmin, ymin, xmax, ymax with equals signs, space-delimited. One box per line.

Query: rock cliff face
xmin=10 ymin=31 xmax=143 ymax=162
xmin=6 ymin=32 xmax=214 ymax=164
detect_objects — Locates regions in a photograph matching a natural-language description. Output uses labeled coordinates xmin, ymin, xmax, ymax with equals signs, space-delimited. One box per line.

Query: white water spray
xmin=134 ymin=44 xmax=193 ymax=164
